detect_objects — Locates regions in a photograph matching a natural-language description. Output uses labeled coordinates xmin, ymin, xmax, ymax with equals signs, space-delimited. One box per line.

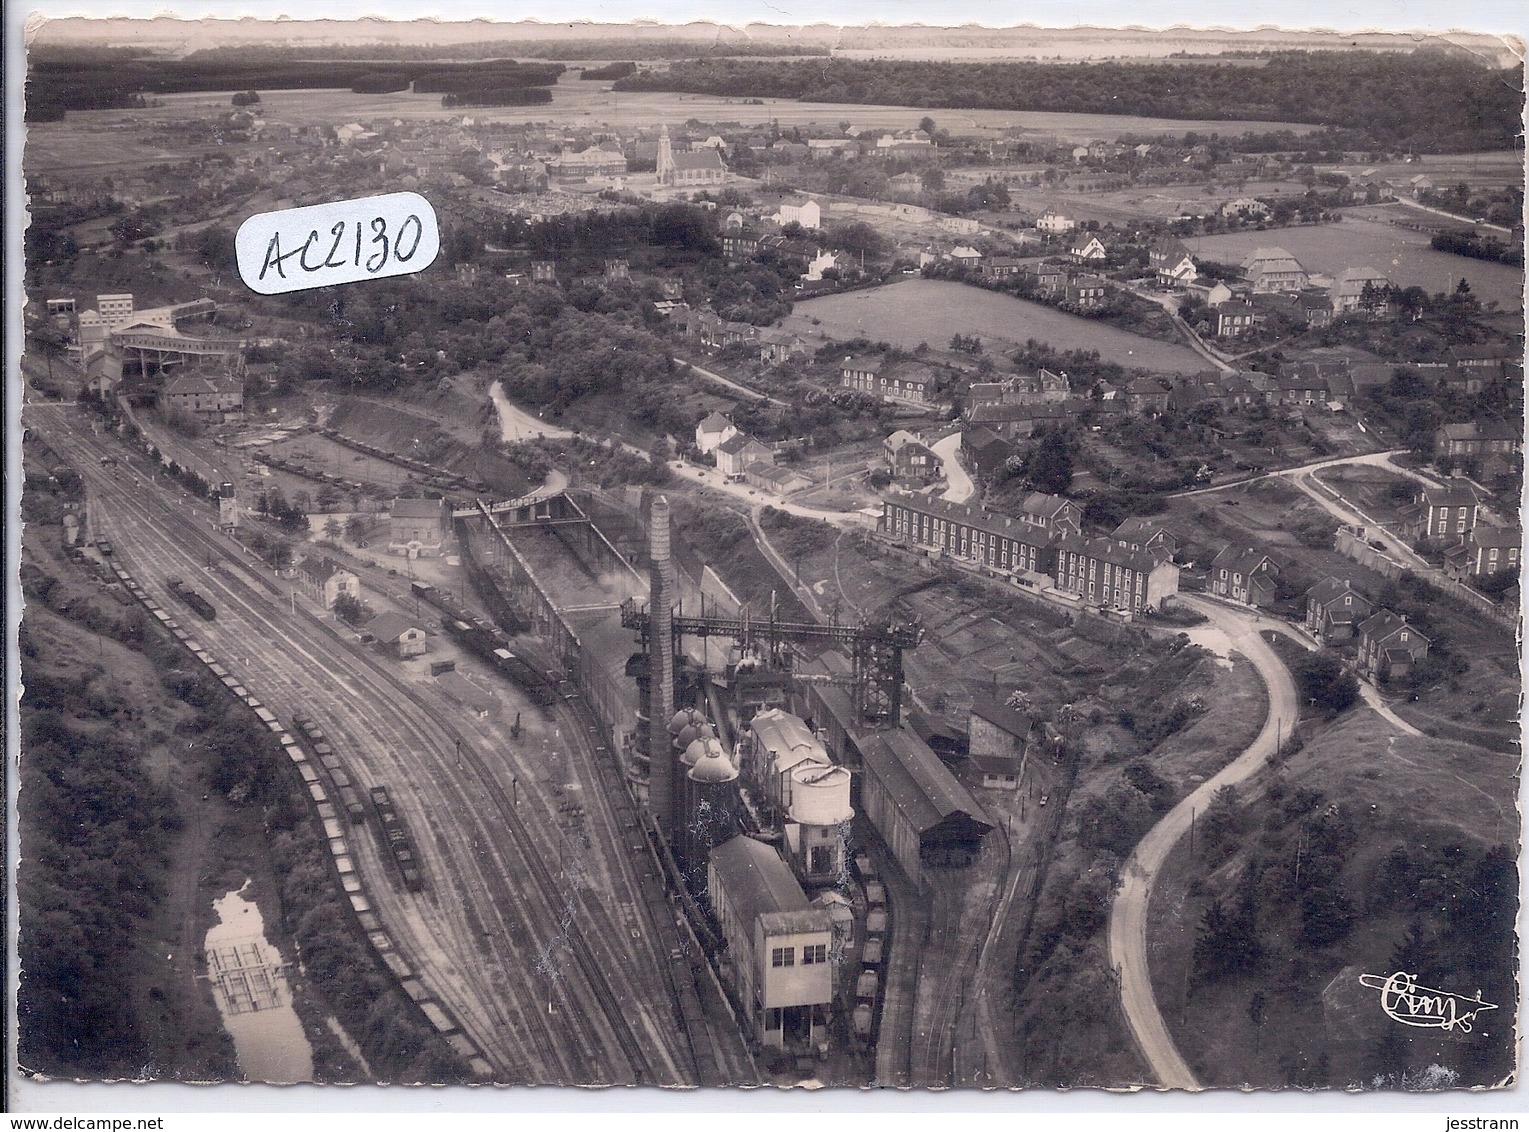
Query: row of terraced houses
xmin=880 ymin=489 xmax=1181 ymax=613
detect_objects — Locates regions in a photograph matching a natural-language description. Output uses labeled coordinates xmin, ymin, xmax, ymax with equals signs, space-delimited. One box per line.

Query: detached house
xmin=364 ymin=611 xmax=428 ymax=659
xmin=1065 ymin=274 xmax=1108 ymax=310
xmin=298 ymin=557 xmax=360 ymax=610
xmin=1150 ymin=240 xmax=1198 ymax=287
xmin=696 ymin=412 xmax=738 ymax=455
xmin=1036 ymin=209 xmax=1075 ymax=234
xmin=1017 ymin=492 xmax=1081 ymax=537
xmin=1066 ymin=235 xmax=1107 ymax=262
xmin=1240 ymin=247 xmax=1309 ymax=293
xmin=388 ymin=497 xmax=448 ymax=558
xmin=1214 ymin=301 xmax=1257 ymax=337
xmin=884 ymin=430 xmax=940 ymax=483
xmin=1304 ymin=577 xmax=1374 ymax=643
xmin=1357 ymin=611 xmax=1429 ymax=682
xmin=1211 ymin=546 xmax=1280 ymax=607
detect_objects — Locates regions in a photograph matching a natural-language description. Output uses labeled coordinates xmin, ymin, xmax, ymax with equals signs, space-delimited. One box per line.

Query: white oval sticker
xmin=235 ymin=192 xmax=440 ymax=295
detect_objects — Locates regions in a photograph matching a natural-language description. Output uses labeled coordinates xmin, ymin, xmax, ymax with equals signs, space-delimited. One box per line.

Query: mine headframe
xmin=619 ymin=597 xmax=923 ymax=727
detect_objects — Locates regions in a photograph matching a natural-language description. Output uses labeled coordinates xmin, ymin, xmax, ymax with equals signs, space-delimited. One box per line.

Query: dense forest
xmin=24 ymin=52 xmax=563 ymax=119
xmin=615 ymin=51 xmax=1525 ymax=152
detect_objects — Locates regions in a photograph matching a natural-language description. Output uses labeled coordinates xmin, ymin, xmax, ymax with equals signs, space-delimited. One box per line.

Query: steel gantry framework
xmin=618 ymin=596 xmax=924 ymax=727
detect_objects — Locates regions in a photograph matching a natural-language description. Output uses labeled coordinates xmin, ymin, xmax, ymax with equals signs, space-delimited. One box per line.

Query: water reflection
xmin=203 ymin=882 xmax=314 ymax=1084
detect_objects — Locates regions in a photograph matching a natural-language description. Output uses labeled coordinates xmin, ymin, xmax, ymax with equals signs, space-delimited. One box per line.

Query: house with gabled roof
xmin=715 ymin=432 xmax=774 ymax=477
xmin=1304 ymin=577 xmax=1374 ymax=643
xmin=1357 ymin=610 xmax=1429 ymax=681
xmin=1150 ymin=240 xmax=1197 ymax=287
xmin=1240 ymin=247 xmax=1309 ymax=293
xmin=1210 ymin=545 xmax=1280 ymax=607
xmin=297 ymin=556 xmax=360 ymax=610
xmin=1067 ymin=234 xmax=1107 ymax=262
xmin=696 ymin=412 xmax=738 ymax=454
xmin=1111 ymin=518 xmax=1179 ymax=558
xmin=1443 ymin=525 xmax=1522 ymax=579
xmin=966 ymin=690 xmax=1034 ymax=790
xmin=1399 ymin=485 xmax=1479 ymax=542
xmin=1018 ymin=492 xmax=1081 ymax=536
xmin=363 ymin=611 xmax=429 ymax=658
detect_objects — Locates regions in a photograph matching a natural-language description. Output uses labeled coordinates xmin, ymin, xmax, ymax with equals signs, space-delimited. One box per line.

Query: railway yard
xmin=24 ymin=399 xmax=746 ymax=1087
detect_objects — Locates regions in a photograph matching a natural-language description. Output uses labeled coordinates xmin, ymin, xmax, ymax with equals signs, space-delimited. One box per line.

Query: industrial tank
xmin=787 ymin=763 xmax=853 ymax=826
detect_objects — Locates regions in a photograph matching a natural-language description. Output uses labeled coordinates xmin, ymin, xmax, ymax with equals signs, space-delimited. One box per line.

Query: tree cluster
xmin=614 ymin=52 xmax=1523 ymax=152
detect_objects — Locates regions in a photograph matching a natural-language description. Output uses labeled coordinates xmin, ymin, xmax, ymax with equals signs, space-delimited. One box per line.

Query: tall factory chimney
xmin=648 ymin=495 xmax=676 ymax=829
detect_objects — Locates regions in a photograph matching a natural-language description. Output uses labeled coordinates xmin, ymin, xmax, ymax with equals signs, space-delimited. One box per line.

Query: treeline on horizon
xmin=25 ymin=52 xmax=565 ymax=119
xmin=614 ymin=50 xmax=1525 ymax=152
xmin=173 ymin=39 xmax=830 ymax=61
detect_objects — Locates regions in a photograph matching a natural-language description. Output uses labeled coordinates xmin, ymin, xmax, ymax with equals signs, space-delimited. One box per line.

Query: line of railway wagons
xmin=410 ymin=581 xmax=559 ymax=708
xmin=105 ymin=558 xmax=493 ymax=1080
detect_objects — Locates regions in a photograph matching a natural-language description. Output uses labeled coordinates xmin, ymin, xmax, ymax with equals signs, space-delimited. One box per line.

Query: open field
xmin=25 ymin=71 xmax=1321 ymax=180
xmin=1324 ymin=152 xmax=1525 ymax=195
xmin=1185 ymin=213 xmax=1525 ymax=310
xmin=784 ymin=278 xmax=1206 ymax=372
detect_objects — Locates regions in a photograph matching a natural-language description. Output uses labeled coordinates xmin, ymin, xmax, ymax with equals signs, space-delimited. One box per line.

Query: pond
xmin=203 ymin=882 xmax=314 ymax=1084
xmin=785 ymin=279 xmax=1208 ymax=373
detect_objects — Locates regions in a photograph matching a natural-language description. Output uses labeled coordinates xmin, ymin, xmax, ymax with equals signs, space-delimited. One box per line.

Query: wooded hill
xmin=614 ymin=51 xmax=1525 ymax=153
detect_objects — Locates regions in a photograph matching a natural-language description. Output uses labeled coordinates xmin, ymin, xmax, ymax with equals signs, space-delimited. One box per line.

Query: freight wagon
xmin=369 ymin=785 xmax=424 ymax=891
xmin=165 ymin=575 xmax=217 ymax=621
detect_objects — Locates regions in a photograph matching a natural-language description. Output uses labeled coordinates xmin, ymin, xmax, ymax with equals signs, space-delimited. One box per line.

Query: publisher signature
xmin=1359 ymin=971 xmax=1497 ymax=1033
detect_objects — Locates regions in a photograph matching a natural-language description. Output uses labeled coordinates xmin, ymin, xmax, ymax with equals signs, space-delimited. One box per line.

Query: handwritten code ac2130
xmin=235 ymin=192 xmax=440 ymax=295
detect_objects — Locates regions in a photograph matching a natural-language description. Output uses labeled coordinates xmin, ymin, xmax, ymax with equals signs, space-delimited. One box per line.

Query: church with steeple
xmin=656 ymin=124 xmax=727 ymax=187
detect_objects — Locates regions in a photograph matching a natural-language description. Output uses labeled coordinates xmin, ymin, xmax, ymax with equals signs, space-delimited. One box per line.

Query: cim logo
xmin=1359 ymin=971 xmax=1498 ymax=1033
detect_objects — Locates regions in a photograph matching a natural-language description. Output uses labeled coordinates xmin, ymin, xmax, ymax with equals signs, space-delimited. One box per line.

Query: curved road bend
xmin=1106 ymin=593 xmax=1297 ymax=1090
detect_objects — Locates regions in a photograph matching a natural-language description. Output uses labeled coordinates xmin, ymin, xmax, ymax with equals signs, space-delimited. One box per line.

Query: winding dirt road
xmin=1105 ymin=593 xmax=1298 ymax=1089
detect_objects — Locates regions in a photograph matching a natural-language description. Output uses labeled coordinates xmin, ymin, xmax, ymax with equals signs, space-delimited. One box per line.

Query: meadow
xmin=1185 ymin=213 xmax=1526 ymax=310
xmin=784 ymin=278 xmax=1207 ymax=372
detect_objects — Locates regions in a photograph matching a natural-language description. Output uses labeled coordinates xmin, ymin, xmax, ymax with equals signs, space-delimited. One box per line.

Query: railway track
xmin=30 ymin=404 xmax=693 ymax=1085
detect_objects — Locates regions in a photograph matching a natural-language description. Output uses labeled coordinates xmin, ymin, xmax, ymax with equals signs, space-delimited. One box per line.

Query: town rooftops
xmin=843 ymin=354 xmax=885 ymax=374
xmin=716 ymin=432 xmax=754 ymax=455
xmin=697 ymin=411 xmax=734 ymax=433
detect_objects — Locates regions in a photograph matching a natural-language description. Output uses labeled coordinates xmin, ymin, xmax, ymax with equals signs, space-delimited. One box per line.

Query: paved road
xmin=931 ymin=431 xmax=975 ymax=503
xmin=1106 ymin=593 xmax=1297 ymax=1090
